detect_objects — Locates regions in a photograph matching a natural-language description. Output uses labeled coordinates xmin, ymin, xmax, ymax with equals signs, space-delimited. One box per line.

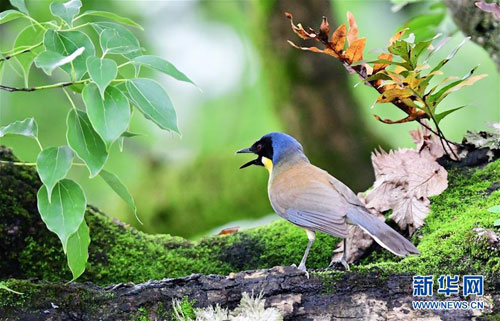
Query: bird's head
xmin=237 ymin=132 xmax=307 ymax=173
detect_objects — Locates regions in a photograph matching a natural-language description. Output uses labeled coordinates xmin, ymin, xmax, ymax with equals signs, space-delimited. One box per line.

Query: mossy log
xmin=2 ymin=266 xmax=499 ymax=321
xmin=1 ymin=146 xmax=500 ymax=320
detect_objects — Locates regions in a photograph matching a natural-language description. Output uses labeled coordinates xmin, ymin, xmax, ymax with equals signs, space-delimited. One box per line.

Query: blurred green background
xmin=0 ymin=0 xmax=498 ymax=239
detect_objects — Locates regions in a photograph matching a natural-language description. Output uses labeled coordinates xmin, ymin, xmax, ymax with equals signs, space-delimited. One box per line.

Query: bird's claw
xmin=328 ymin=259 xmax=350 ymax=271
xmin=291 ymin=263 xmax=309 ymax=278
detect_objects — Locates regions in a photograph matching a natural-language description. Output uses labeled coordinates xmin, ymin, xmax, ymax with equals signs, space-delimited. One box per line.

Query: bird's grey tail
xmin=346 ymin=206 xmax=420 ymax=257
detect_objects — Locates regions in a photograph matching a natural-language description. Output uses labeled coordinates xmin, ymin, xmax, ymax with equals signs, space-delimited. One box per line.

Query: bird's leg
xmin=297 ymin=229 xmax=315 ymax=275
xmin=328 ymin=239 xmax=350 ymax=271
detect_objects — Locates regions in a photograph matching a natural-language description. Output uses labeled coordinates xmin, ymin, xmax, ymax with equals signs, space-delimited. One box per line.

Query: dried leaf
xmin=319 ymin=16 xmax=330 ymax=42
xmin=374 ymin=114 xmax=422 ymax=124
xmin=475 ymin=1 xmax=500 ymax=20
xmin=410 ymin=124 xmax=447 ymax=159
xmin=365 ymin=145 xmax=448 ymax=235
xmin=344 ymin=38 xmax=366 ymax=64
xmin=441 ymin=74 xmax=488 ymax=97
xmin=373 ymin=53 xmax=393 ymax=73
xmin=331 ymin=24 xmax=347 ymax=52
xmin=390 ymin=196 xmax=430 ymax=235
xmin=285 ymin=12 xmax=316 ymax=40
xmin=287 ymin=40 xmax=340 ymax=59
xmin=346 ymin=11 xmax=358 ymax=45
xmin=463 ymin=123 xmax=500 ymax=150
xmin=473 ymin=228 xmax=500 ymax=246
xmin=389 ymin=29 xmax=407 ymax=46
xmin=218 ymin=226 xmax=239 ymax=235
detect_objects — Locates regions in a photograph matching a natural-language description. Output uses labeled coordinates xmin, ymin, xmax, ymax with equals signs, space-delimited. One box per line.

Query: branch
xmin=0 ymin=43 xmax=43 ymax=62
xmin=0 ymin=79 xmax=126 ymax=92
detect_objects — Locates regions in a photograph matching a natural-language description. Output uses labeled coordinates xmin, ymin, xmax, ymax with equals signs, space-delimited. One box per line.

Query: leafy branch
xmin=0 ymin=0 xmax=196 ymax=281
xmin=286 ymin=12 xmax=487 ymax=159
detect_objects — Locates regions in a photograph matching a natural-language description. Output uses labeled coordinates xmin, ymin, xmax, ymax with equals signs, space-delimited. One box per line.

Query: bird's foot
xmin=328 ymin=258 xmax=350 ymax=271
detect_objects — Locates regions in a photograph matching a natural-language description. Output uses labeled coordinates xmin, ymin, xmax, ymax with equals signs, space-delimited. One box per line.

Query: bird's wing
xmin=270 ymin=164 xmax=349 ymax=238
xmin=327 ymin=172 xmax=366 ymax=207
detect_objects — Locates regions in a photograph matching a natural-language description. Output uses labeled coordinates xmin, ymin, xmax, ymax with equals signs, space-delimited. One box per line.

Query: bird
xmin=237 ymin=132 xmax=419 ymax=273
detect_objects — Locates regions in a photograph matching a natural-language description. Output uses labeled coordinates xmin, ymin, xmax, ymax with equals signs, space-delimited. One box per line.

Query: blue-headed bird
xmin=237 ymin=132 xmax=419 ymax=272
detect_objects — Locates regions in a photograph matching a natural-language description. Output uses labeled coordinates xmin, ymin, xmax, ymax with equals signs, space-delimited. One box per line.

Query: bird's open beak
xmin=236 ymin=147 xmax=262 ymax=169
xmin=236 ymin=148 xmax=252 ymax=154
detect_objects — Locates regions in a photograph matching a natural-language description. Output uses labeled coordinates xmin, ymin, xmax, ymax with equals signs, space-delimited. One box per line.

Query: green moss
xmin=135 ymin=307 xmax=150 ymax=321
xmin=0 ymin=279 xmax=103 ymax=312
xmin=171 ymin=296 xmax=196 ymax=320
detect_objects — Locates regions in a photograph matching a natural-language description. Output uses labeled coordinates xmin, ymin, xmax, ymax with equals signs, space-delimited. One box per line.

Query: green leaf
xmin=66 ymin=219 xmax=90 ymax=280
xmin=118 ymin=131 xmax=142 ymax=152
xmin=37 ymin=179 xmax=86 ymax=252
xmin=9 ymin=0 xmax=29 ymax=15
xmin=132 ymin=55 xmax=196 ymax=86
xmin=77 ymin=10 xmax=143 ymax=30
xmin=43 ymin=29 xmax=95 ymax=80
xmin=34 ymin=48 xmax=84 ymax=76
xmin=122 ymin=49 xmax=143 ymax=78
xmin=50 ymin=0 xmax=82 ymax=27
xmin=86 ymin=56 xmax=118 ymax=99
xmin=99 ymin=169 xmax=141 ymax=224
xmin=494 ymin=219 xmax=500 ymax=227
xmin=122 ymin=131 xmax=142 ymax=138
xmin=488 ymin=205 xmax=500 ymax=214
xmin=429 ymin=67 xmax=487 ymax=105
xmin=92 ymin=22 xmax=140 ymax=55
xmin=66 ymin=109 xmax=108 ymax=177
xmin=434 ymin=106 xmax=467 ymax=124
xmin=36 ymin=146 xmax=74 ymax=201
xmin=0 ymin=282 xmax=23 ymax=295
xmin=68 ymin=82 xmax=84 ymax=93
xmin=409 ymin=34 xmax=440 ymax=68
xmin=14 ymin=23 xmax=46 ymax=87
xmin=405 ymin=12 xmax=445 ymax=42
xmin=82 ymin=83 xmax=130 ymax=149
xmin=126 ymin=78 xmax=179 ymax=133
xmin=388 ymin=39 xmax=411 ymax=61
xmin=354 ymin=72 xmax=392 ymax=87
xmin=0 ymin=10 xmax=23 ymax=25
xmin=420 ymin=37 xmax=469 ymax=90
xmin=0 ymin=117 xmax=37 ymax=138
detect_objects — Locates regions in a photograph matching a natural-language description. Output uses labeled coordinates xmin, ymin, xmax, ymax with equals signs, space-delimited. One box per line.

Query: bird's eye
xmin=257 ymin=144 xmax=262 ymax=152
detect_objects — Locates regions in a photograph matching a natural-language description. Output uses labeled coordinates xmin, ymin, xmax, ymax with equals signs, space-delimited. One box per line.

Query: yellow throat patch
xmin=262 ymin=156 xmax=273 ymax=173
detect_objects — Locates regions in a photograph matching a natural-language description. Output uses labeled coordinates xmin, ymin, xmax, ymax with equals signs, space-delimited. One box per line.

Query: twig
xmin=0 ymin=82 xmax=77 ymax=92
xmin=0 ymin=79 xmax=127 ymax=92
xmin=0 ymin=160 xmax=86 ymax=167
xmin=0 ymin=160 xmax=36 ymax=166
xmin=0 ymin=42 xmax=43 ymax=62
xmin=416 ymin=119 xmax=459 ymax=146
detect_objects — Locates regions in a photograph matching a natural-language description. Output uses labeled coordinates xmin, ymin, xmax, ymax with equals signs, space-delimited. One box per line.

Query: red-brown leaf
xmin=347 ymin=11 xmax=358 ymax=45
xmin=389 ymin=29 xmax=406 ymax=46
xmin=288 ymin=40 xmax=340 ymax=58
xmin=319 ymin=16 xmax=330 ymax=42
xmin=331 ymin=24 xmax=347 ymax=52
xmin=285 ymin=12 xmax=316 ymax=40
xmin=344 ymin=38 xmax=366 ymax=64
xmin=373 ymin=53 xmax=393 ymax=73
xmin=218 ymin=226 xmax=239 ymax=235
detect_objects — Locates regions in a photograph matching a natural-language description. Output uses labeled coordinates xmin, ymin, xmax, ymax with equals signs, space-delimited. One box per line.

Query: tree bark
xmin=444 ymin=0 xmax=500 ymax=72
xmin=2 ymin=266 xmax=498 ymax=321
xmin=255 ymin=0 xmax=385 ymax=191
